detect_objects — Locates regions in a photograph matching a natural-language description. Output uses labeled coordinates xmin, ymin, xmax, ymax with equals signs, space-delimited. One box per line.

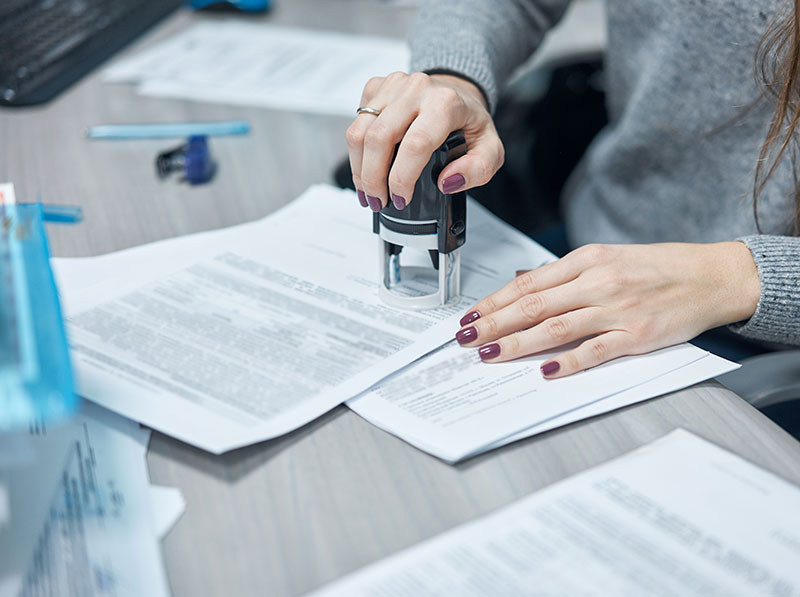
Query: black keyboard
xmin=0 ymin=0 xmax=184 ymax=107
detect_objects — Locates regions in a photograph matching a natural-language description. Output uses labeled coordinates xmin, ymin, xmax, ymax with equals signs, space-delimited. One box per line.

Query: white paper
xmin=0 ymin=403 xmax=169 ymax=597
xmin=0 ymin=183 xmax=16 ymax=205
xmin=347 ymin=338 xmax=735 ymax=462
xmin=149 ymin=485 xmax=186 ymax=540
xmin=491 ymin=353 xmax=737 ymax=448
xmin=54 ymin=185 xmax=554 ymax=453
xmin=104 ymin=22 xmax=409 ymax=116
xmin=488 ymin=352 xmax=739 ymax=452
xmin=311 ymin=429 xmax=800 ymax=596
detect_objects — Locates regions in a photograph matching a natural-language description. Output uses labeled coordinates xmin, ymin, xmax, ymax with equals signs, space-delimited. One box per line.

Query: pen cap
xmin=183 ymin=135 xmax=216 ymax=184
xmin=0 ymin=203 xmax=77 ymax=430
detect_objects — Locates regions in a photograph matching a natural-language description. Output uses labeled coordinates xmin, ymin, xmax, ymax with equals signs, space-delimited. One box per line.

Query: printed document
xmin=311 ymin=429 xmax=800 ymax=596
xmin=104 ymin=22 xmax=409 ymax=116
xmin=0 ymin=403 xmax=172 ymax=597
xmin=347 ymin=341 xmax=737 ymax=462
xmin=483 ymin=352 xmax=738 ymax=454
xmin=54 ymin=185 xmax=553 ymax=453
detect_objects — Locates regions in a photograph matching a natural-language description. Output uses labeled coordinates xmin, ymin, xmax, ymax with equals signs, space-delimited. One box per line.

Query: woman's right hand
xmin=346 ymin=72 xmax=504 ymax=211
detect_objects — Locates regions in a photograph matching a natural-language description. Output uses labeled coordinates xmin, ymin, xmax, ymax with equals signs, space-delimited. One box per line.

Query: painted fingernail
xmin=455 ymin=326 xmax=478 ymax=345
xmin=442 ymin=173 xmax=466 ymax=194
xmin=459 ymin=311 xmax=481 ymax=327
xmin=357 ymin=190 xmax=368 ymax=207
xmin=367 ymin=195 xmax=382 ymax=212
xmin=391 ymin=193 xmax=407 ymax=210
xmin=479 ymin=343 xmax=501 ymax=360
xmin=541 ymin=361 xmax=560 ymax=376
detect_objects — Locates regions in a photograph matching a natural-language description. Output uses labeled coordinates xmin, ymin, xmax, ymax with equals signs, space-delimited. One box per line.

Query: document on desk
xmin=347 ymin=342 xmax=737 ymax=463
xmin=0 ymin=403 xmax=172 ymax=597
xmin=103 ymin=21 xmax=409 ymax=116
xmin=311 ymin=429 xmax=800 ymax=596
xmin=54 ymin=185 xmax=554 ymax=453
xmin=485 ymin=352 xmax=738 ymax=453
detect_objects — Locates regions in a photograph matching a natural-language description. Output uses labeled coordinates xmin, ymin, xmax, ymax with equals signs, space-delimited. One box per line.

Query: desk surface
xmin=2 ymin=3 xmax=800 ymax=596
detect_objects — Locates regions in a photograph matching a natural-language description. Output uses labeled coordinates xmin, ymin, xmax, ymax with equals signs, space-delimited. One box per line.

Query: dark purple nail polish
xmin=479 ymin=343 xmax=501 ymax=361
xmin=442 ymin=173 xmax=466 ymax=194
xmin=455 ymin=326 xmax=478 ymax=345
xmin=459 ymin=311 xmax=481 ymax=327
xmin=391 ymin=193 xmax=407 ymax=210
xmin=541 ymin=361 xmax=560 ymax=376
xmin=357 ymin=190 xmax=368 ymax=207
xmin=367 ymin=195 xmax=382 ymax=212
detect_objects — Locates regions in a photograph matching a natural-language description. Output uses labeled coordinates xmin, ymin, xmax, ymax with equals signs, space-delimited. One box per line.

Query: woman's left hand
xmin=455 ymin=242 xmax=761 ymax=378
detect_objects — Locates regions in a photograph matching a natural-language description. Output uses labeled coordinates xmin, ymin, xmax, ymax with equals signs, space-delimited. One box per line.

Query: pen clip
xmin=30 ymin=195 xmax=84 ymax=224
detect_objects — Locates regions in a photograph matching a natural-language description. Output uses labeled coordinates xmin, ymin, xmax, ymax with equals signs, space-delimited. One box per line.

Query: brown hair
xmin=755 ymin=0 xmax=800 ymax=234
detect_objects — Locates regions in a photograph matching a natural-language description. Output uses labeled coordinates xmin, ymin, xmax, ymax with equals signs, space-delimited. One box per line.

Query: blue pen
xmin=41 ymin=204 xmax=83 ymax=224
xmin=86 ymin=120 xmax=251 ymax=139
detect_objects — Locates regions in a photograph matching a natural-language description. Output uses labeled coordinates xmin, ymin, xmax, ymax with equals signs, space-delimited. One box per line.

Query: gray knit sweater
xmin=409 ymin=0 xmax=800 ymax=346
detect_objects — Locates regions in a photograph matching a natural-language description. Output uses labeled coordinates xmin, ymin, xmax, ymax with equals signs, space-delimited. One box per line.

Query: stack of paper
xmin=347 ymin=341 xmax=735 ymax=462
xmin=54 ymin=185 xmax=553 ymax=453
xmin=102 ymin=2 xmax=607 ymax=116
xmin=0 ymin=402 xmax=184 ymax=597
xmin=54 ymin=185 xmax=737 ymax=461
xmin=310 ymin=430 xmax=800 ymax=596
xmin=103 ymin=22 xmax=410 ymax=116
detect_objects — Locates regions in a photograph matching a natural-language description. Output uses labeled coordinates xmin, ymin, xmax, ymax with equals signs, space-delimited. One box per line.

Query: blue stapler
xmin=0 ymin=183 xmax=78 ymax=430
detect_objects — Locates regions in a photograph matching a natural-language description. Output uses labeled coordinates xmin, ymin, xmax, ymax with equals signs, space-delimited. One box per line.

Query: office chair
xmin=718 ymin=352 xmax=800 ymax=440
xmin=720 ymin=351 xmax=800 ymax=410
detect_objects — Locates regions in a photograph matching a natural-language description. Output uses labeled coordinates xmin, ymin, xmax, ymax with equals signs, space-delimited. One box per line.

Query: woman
xmin=346 ymin=0 xmax=800 ymax=379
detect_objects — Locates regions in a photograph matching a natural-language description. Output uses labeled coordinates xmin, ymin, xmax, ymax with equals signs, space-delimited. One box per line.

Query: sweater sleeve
xmin=409 ymin=0 xmax=573 ymax=114
xmin=729 ymin=235 xmax=800 ymax=345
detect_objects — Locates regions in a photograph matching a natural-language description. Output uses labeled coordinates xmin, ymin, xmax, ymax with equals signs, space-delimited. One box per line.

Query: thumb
xmin=437 ymin=135 xmax=504 ymax=194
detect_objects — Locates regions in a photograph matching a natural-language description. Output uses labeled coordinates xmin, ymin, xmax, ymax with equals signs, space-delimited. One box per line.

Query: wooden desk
xmin=2 ymin=3 xmax=799 ymax=596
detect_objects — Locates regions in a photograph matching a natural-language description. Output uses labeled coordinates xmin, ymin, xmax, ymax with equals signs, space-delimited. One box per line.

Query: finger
xmin=345 ymin=116 xmax=368 ymax=205
xmin=388 ymin=108 xmax=462 ymax=210
xmin=437 ymin=126 xmax=504 ymax=194
xmin=473 ymin=307 xmax=606 ymax=362
xmin=461 ymin=258 xmax=584 ymax=326
xmin=347 ymin=117 xmax=380 ymax=207
xmin=359 ymin=75 xmax=385 ymax=109
xmin=346 ymin=115 xmax=376 ymax=208
xmin=346 ymin=75 xmax=390 ymax=207
xmin=540 ymin=330 xmax=635 ymax=378
xmin=357 ymin=74 xmax=426 ymax=211
xmin=360 ymin=99 xmax=421 ymax=212
xmin=455 ymin=279 xmax=587 ymax=347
